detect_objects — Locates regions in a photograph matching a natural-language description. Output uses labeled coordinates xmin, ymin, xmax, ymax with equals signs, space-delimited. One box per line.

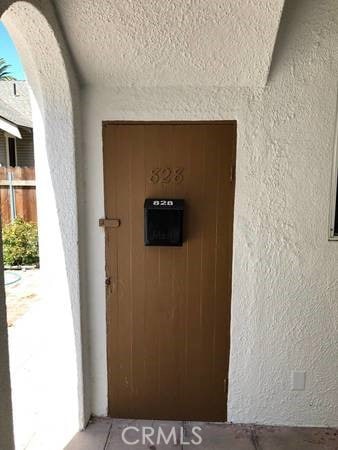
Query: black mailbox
xmin=144 ymin=198 xmax=184 ymax=246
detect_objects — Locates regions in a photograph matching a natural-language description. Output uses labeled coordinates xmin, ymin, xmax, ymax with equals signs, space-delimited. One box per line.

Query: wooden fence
xmin=0 ymin=167 xmax=37 ymax=224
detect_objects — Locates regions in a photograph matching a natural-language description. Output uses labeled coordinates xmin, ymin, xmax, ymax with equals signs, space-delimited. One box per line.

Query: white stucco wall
xmin=83 ymin=0 xmax=338 ymax=427
xmin=54 ymin=0 xmax=284 ymax=88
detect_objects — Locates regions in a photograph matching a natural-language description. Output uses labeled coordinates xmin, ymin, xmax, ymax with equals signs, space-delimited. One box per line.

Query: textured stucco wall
xmin=83 ymin=0 xmax=338 ymax=427
xmin=54 ymin=0 xmax=284 ymax=88
xmin=226 ymin=0 xmax=338 ymax=426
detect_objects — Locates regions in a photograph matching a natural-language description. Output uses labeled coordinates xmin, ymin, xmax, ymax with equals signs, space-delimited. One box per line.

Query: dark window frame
xmin=330 ymin=122 xmax=338 ymax=239
xmin=6 ymin=136 xmax=17 ymax=167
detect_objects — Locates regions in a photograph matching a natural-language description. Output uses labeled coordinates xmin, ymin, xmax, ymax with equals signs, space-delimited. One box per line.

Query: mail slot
xmin=144 ymin=198 xmax=184 ymax=246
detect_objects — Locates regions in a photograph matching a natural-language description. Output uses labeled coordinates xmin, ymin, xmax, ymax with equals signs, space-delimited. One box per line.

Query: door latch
xmin=99 ymin=218 xmax=120 ymax=228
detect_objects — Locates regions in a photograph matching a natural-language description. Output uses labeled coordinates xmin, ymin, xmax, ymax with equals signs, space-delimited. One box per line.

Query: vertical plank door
xmin=103 ymin=122 xmax=236 ymax=421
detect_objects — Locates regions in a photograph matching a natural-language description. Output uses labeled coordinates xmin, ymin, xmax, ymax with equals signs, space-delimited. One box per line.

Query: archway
xmin=0 ymin=1 xmax=86 ymax=448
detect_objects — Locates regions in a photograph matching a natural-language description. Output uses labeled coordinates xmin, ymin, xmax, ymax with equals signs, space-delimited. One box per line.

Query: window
xmin=329 ymin=114 xmax=338 ymax=239
xmin=6 ymin=136 xmax=17 ymax=167
xmin=334 ymin=188 xmax=338 ymax=236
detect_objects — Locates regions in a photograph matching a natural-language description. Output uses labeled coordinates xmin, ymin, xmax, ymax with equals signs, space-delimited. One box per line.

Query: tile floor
xmin=65 ymin=417 xmax=338 ymax=450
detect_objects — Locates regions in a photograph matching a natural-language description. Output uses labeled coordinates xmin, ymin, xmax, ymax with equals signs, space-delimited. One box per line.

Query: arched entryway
xmin=0 ymin=1 xmax=86 ymax=448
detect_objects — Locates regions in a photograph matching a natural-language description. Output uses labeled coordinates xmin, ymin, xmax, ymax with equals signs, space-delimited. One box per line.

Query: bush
xmin=2 ymin=218 xmax=39 ymax=266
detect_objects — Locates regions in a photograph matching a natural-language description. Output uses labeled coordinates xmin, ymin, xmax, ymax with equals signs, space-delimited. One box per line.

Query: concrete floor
xmin=8 ymin=279 xmax=72 ymax=450
xmin=65 ymin=417 xmax=338 ymax=450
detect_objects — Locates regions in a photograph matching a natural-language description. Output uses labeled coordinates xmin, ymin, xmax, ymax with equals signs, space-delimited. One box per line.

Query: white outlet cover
xmin=291 ymin=371 xmax=306 ymax=391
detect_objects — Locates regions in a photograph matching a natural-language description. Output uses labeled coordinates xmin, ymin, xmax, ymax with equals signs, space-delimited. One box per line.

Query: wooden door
xmin=103 ymin=122 xmax=236 ymax=421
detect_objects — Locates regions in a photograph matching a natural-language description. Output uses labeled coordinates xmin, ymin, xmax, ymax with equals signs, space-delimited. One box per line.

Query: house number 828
xmin=149 ymin=168 xmax=184 ymax=184
xmin=153 ymin=200 xmax=174 ymax=206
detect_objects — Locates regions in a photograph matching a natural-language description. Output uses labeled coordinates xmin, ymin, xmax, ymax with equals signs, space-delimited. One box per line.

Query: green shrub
xmin=2 ymin=218 xmax=39 ymax=266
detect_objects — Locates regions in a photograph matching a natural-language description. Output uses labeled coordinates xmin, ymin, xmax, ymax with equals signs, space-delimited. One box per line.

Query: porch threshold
xmin=65 ymin=417 xmax=338 ymax=450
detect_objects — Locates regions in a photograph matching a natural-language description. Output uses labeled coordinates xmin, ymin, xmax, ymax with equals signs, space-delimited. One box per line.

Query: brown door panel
xmin=103 ymin=122 xmax=236 ymax=421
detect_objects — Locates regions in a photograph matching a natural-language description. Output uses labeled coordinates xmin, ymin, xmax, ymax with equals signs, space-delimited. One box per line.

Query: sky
xmin=0 ymin=21 xmax=26 ymax=80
